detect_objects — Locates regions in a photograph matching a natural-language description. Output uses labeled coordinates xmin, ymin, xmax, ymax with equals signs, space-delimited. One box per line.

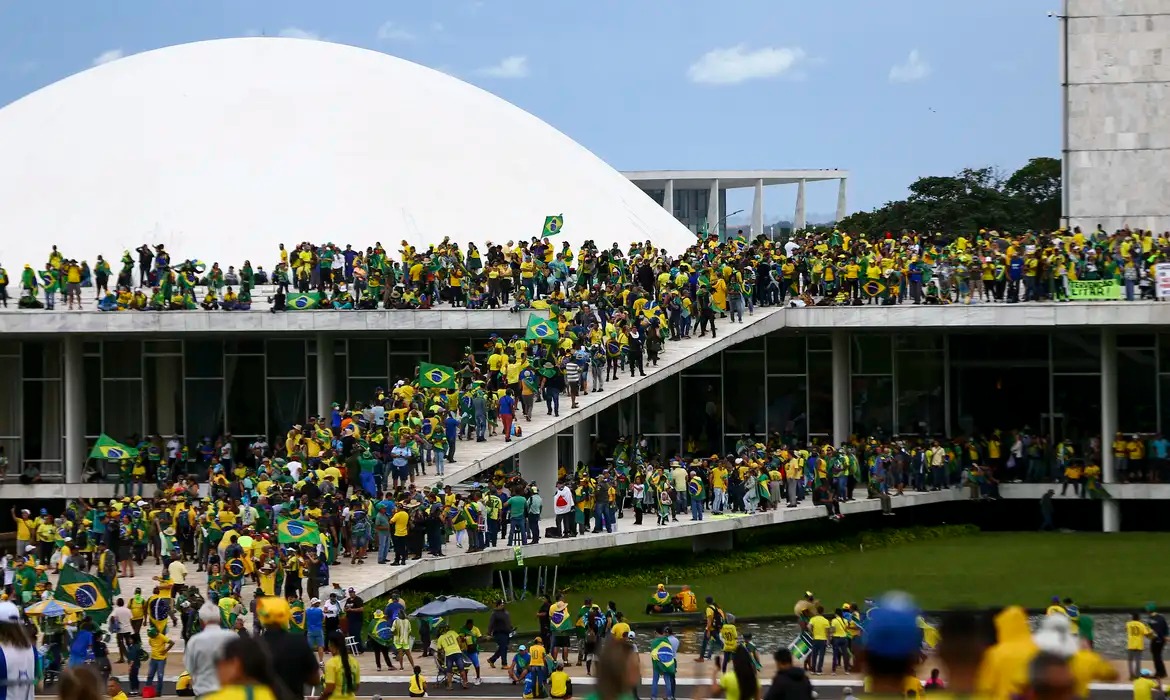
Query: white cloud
xmin=889 ymin=49 xmax=930 ymax=83
xmin=277 ymin=27 xmax=322 ymax=40
xmin=687 ymin=45 xmax=806 ymax=85
xmin=92 ymin=49 xmax=124 ymax=66
xmin=475 ymin=55 xmax=529 ymax=79
xmin=376 ymin=21 xmax=416 ymax=42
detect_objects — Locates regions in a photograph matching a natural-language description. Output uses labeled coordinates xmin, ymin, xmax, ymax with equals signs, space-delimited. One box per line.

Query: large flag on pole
xmin=277 ymin=517 xmax=322 ymax=545
xmin=525 ymin=314 xmax=559 ymax=343
xmin=55 ymin=564 xmax=115 ymax=623
xmin=418 ymin=362 xmax=457 ymax=390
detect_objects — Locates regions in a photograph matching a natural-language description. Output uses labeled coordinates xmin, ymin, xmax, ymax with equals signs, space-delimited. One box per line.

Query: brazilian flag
xmin=39 ymin=269 xmax=59 ymax=292
xmin=419 ymin=362 xmax=457 ymax=390
xmin=277 ymin=517 xmax=322 ymax=545
xmin=368 ymin=618 xmax=394 ymax=645
xmin=549 ymin=601 xmax=574 ymax=632
xmin=688 ymin=478 xmax=704 ymax=500
xmin=525 ymin=314 xmax=559 ymax=343
xmin=147 ymin=591 xmax=173 ymax=634
xmin=287 ymin=291 xmax=323 ymax=311
xmin=290 ymin=599 xmax=306 ymax=634
xmin=650 ymin=638 xmax=677 ymax=673
xmin=226 ymin=557 xmax=246 ymax=579
xmin=542 ymin=214 xmax=564 ymax=239
xmin=862 ymin=280 xmax=886 ymax=298
xmin=55 ymin=564 xmax=114 ymax=623
xmin=88 ymin=433 xmax=138 ymax=460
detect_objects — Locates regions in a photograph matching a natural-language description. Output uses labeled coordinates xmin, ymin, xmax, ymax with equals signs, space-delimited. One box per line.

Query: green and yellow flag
xmin=54 ymin=564 xmax=114 ymax=623
xmin=88 ymin=434 xmax=137 ymax=460
xmin=276 ymin=517 xmax=322 ymax=545
xmin=287 ymin=291 xmax=322 ymax=311
xmin=419 ymin=362 xmax=457 ymax=390
xmin=525 ymin=314 xmax=559 ymax=343
xmin=542 ymin=215 xmax=564 ymax=238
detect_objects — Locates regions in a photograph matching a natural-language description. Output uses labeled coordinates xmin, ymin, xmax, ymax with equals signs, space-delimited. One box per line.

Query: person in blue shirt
xmin=1007 ymin=254 xmax=1024 ymax=303
xmin=306 ymin=598 xmax=326 ymax=663
xmin=385 ymin=595 xmax=406 ymax=623
xmin=1151 ymin=433 xmax=1170 ymax=482
xmin=445 ymin=412 xmax=460 ymax=464
xmin=499 ymin=390 xmax=516 ymax=442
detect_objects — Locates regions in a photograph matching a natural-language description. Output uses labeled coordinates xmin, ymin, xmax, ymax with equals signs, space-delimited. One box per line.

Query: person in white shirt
xmin=287 ymin=460 xmax=303 ymax=480
xmin=323 ymin=592 xmax=343 ymax=636
xmin=111 ymin=598 xmax=134 ymax=663
xmin=553 ymin=481 xmax=575 ymax=538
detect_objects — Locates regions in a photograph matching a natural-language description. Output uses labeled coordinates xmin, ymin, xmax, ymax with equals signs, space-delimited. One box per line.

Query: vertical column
xmin=831 ymin=330 xmax=849 ymax=447
xmin=707 ymin=179 xmax=720 ymax=237
xmin=64 ymin=336 xmax=84 ymax=484
xmin=662 ymin=179 xmax=674 ymax=218
xmin=1101 ymin=329 xmax=1120 ymax=532
xmin=519 ymin=435 xmax=559 ymax=518
xmin=836 ymin=178 xmax=848 ymax=224
xmin=752 ymin=179 xmax=765 ymax=237
xmin=572 ymin=419 xmax=591 ymax=470
xmin=316 ymin=333 xmax=335 ymax=419
xmin=794 ymin=179 xmax=807 ymax=232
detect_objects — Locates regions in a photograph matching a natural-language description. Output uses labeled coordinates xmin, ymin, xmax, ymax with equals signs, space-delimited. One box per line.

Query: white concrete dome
xmin=0 ymin=38 xmax=694 ymax=272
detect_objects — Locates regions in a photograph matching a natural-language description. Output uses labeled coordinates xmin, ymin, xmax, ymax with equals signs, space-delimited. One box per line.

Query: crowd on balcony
xmin=0 ymin=225 xmax=1165 ymax=312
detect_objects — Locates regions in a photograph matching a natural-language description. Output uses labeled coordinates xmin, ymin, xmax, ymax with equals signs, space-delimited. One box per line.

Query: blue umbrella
xmin=411 ymin=596 xmax=488 ymax=618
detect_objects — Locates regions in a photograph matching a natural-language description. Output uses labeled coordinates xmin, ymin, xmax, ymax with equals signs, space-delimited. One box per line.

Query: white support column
xmin=316 ymin=333 xmax=335 ymax=419
xmin=831 ymin=330 xmax=849 ymax=447
xmin=519 ymin=435 xmax=559 ymax=518
xmin=1101 ymin=329 xmax=1120 ymax=532
xmin=752 ymin=179 xmax=765 ymax=237
xmin=572 ymin=419 xmax=591 ymax=470
xmin=662 ymin=179 xmax=674 ymax=218
xmin=64 ymin=336 xmax=84 ymax=484
xmin=794 ymin=179 xmax=807 ymax=232
xmin=836 ymin=178 xmax=848 ymax=224
xmin=707 ymin=179 xmax=720 ymax=237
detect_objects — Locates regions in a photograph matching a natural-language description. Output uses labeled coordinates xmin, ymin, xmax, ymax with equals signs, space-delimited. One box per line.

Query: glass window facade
xmin=4 ymin=329 xmax=1160 ymax=482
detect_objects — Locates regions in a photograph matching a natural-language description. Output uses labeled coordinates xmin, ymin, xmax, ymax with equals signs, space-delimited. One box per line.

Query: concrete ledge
xmin=999 ymin=483 xmax=1170 ymax=500
xmin=784 ymin=301 xmax=1170 ymax=329
xmin=0 ymin=307 xmax=535 ymax=336
xmin=0 ymin=482 xmax=122 ymax=500
xmin=354 ymin=489 xmax=960 ymax=601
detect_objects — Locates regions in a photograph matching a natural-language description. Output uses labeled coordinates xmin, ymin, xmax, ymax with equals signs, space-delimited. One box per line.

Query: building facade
xmin=1064 ymin=0 xmax=1170 ymax=232
xmin=1 ymin=316 xmax=1162 ymax=486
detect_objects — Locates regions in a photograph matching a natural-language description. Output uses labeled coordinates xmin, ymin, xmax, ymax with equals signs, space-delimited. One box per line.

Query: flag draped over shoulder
xmin=147 ymin=590 xmax=173 ymax=634
xmin=525 ymin=314 xmax=559 ymax=343
xmin=88 ymin=434 xmax=137 ymax=460
xmin=419 ymin=362 xmax=457 ymax=390
xmin=542 ymin=215 xmax=564 ymax=238
xmin=54 ymin=565 xmax=114 ymax=623
xmin=277 ymin=517 xmax=322 ymax=545
xmin=287 ymin=291 xmax=323 ymax=311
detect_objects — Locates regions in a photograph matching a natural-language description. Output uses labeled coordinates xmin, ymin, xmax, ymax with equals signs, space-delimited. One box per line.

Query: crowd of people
xmin=1 ymin=225 xmax=1166 ymax=312
xmin=2 ymin=570 xmax=1165 ymax=700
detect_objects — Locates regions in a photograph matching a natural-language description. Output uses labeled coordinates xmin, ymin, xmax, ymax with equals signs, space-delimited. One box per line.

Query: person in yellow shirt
xmin=719 ymin=619 xmax=739 ymax=671
xmin=1069 ymin=643 xmax=1117 ymax=698
xmin=146 ymin=628 xmax=175 ymax=696
xmin=807 ymin=607 xmax=830 ymax=674
xmin=323 ymin=632 xmax=361 ymax=700
xmin=711 ymin=465 xmax=729 ymax=515
xmin=1128 ymin=612 xmax=1153 ymax=679
xmin=1134 ymin=670 xmax=1161 ymax=700
xmin=830 ymin=610 xmax=851 ymax=673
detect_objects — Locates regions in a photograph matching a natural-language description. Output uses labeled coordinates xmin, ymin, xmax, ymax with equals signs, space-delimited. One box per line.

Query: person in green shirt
xmin=505 ymin=493 xmax=528 ymax=545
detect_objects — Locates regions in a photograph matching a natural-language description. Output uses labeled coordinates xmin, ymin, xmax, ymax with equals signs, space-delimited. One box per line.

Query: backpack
xmin=710 ymin=604 xmax=725 ymax=630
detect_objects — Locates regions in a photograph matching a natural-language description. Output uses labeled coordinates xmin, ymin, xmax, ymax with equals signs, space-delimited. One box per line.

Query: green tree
xmin=839 ymin=158 xmax=1061 ymax=237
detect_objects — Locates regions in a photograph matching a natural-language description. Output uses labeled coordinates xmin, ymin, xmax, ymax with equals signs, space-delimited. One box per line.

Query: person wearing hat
xmin=0 ymin=600 xmax=36 ymax=697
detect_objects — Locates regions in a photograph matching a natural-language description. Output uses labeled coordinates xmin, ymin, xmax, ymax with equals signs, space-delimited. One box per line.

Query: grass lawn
xmin=461 ymin=532 xmax=1170 ymax=633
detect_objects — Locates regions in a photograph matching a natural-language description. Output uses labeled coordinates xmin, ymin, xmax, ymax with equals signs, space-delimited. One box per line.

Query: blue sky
xmin=0 ymin=0 xmax=1060 ymax=221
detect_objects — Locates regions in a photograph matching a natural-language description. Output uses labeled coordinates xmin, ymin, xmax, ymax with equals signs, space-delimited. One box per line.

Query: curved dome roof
xmin=0 ymin=38 xmax=693 ymax=272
